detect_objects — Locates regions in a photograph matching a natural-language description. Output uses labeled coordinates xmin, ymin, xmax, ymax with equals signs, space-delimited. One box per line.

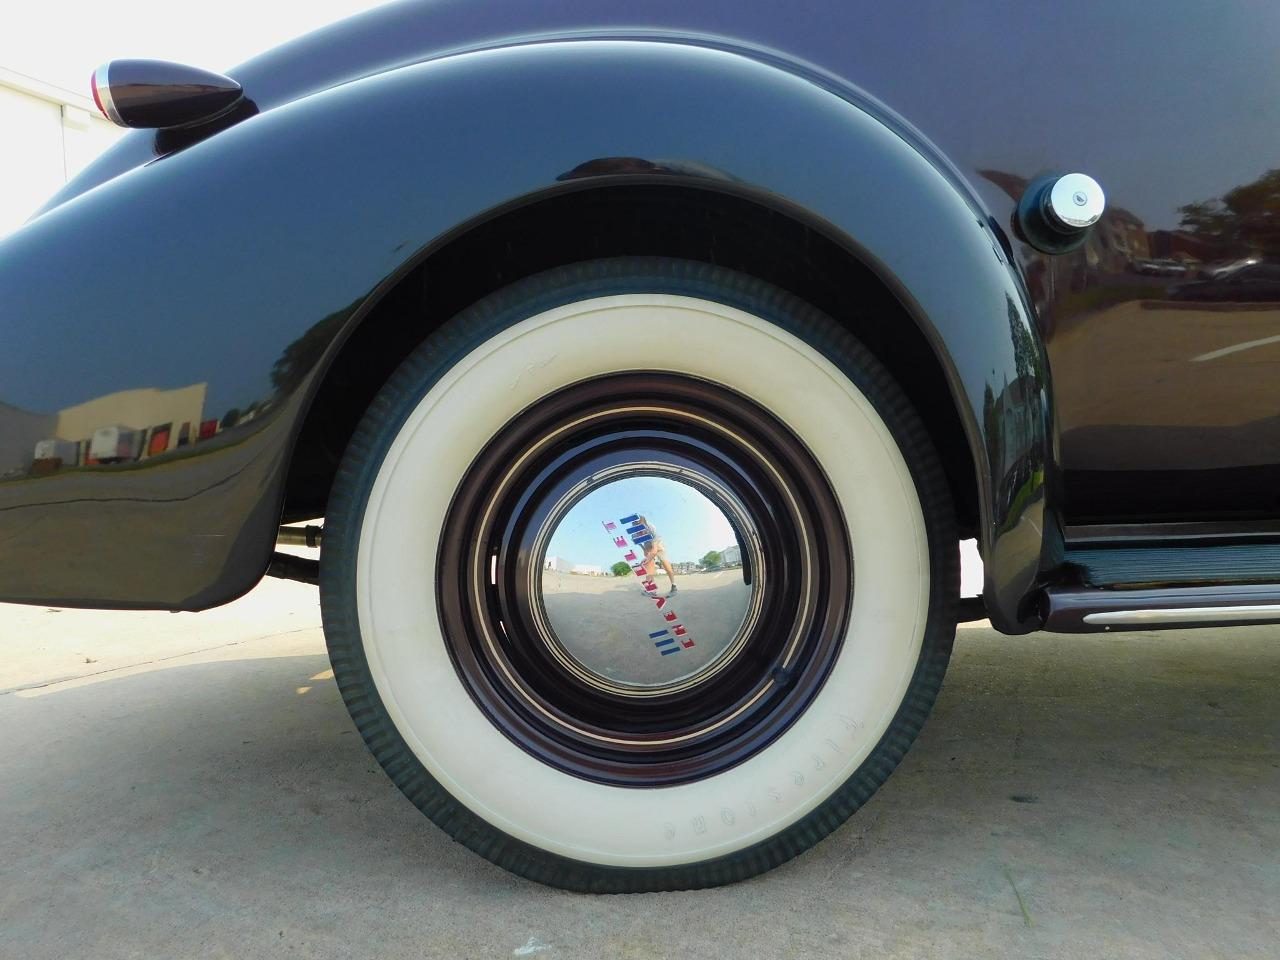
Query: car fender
xmin=0 ymin=38 xmax=1051 ymax=630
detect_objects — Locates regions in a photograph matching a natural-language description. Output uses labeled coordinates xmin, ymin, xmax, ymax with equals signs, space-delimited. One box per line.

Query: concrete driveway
xmin=1 ymin=578 xmax=1276 ymax=959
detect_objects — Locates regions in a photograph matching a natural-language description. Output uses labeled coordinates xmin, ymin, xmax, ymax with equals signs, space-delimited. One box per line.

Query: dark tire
xmin=321 ymin=257 xmax=956 ymax=892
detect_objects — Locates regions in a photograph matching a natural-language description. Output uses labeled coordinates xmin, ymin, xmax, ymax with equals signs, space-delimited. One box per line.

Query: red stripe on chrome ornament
xmin=90 ymin=63 xmax=123 ymax=126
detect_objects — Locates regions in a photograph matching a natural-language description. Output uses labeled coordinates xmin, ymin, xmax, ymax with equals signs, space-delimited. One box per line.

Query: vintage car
xmin=2 ymin=1 xmax=1277 ymax=892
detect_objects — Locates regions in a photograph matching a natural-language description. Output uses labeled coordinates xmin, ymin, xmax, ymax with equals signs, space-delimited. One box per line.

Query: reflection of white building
xmin=720 ymin=544 xmax=742 ymax=565
xmin=544 ymin=556 xmax=572 ymax=573
xmin=0 ymin=382 xmax=208 ymax=476
xmin=571 ymin=564 xmax=602 ymax=576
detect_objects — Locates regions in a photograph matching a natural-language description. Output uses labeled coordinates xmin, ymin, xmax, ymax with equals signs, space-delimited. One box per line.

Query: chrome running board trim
xmin=1084 ymin=605 xmax=1280 ymax=626
xmin=1041 ymin=583 xmax=1280 ymax=633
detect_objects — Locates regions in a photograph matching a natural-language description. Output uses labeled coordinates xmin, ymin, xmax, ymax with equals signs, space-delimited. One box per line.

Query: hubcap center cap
xmin=533 ymin=467 xmax=763 ymax=696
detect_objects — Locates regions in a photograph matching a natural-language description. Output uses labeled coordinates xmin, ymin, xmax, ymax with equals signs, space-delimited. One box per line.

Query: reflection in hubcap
xmin=533 ymin=469 xmax=763 ymax=696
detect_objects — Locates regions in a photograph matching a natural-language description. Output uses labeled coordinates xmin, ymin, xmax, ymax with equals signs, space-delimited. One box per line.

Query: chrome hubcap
xmin=532 ymin=466 xmax=765 ymax=697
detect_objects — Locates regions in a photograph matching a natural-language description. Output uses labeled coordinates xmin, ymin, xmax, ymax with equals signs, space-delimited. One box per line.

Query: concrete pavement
xmin=0 ymin=578 xmax=1276 ymax=959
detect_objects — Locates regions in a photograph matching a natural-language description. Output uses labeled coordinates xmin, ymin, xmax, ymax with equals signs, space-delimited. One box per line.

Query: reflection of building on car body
xmin=3 ymin=383 xmax=210 ymax=475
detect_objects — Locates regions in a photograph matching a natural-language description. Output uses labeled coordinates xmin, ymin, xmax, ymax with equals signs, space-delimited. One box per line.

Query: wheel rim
xmin=437 ymin=373 xmax=853 ymax=786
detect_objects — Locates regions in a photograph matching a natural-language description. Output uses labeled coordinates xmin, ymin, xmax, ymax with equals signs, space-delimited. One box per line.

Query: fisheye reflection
xmin=539 ymin=474 xmax=755 ymax=691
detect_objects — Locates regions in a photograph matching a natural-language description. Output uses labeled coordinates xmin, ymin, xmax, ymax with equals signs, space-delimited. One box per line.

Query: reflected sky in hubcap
xmin=534 ymin=472 xmax=761 ymax=694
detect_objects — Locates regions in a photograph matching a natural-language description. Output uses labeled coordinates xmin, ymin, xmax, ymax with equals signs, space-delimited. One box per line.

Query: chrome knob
xmin=1045 ymin=173 xmax=1106 ymax=230
xmin=1016 ymin=171 xmax=1107 ymax=254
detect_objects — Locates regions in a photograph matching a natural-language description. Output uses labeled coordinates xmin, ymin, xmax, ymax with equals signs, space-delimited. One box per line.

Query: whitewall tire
xmin=320 ymin=258 xmax=957 ymax=891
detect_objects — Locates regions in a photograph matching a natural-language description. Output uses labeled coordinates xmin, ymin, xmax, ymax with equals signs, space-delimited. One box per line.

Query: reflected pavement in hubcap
xmin=533 ymin=471 xmax=763 ymax=695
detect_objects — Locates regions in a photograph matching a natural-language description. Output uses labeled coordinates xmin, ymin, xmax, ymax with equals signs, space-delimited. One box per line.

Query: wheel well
xmin=282 ymin=184 xmax=979 ymax=536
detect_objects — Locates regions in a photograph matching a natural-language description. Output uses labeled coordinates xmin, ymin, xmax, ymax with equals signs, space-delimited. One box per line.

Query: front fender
xmin=0 ymin=38 xmax=1051 ymax=629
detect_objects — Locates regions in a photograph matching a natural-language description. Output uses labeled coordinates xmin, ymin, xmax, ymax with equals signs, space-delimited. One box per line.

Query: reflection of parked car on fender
xmin=3 ymin=2 xmax=1280 ymax=893
xmin=1170 ymin=262 xmax=1280 ymax=301
xmin=1131 ymin=257 xmax=1189 ymax=276
xmin=1204 ymin=256 xmax=1261 ymax=280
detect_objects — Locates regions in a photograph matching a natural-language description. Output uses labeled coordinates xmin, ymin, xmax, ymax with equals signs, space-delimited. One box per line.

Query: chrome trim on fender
xmin=1042 ymin=583 xmax=1280 ymax=632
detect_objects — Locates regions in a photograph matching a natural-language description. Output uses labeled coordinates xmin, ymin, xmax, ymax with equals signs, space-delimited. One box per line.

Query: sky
xmin=0 ymin=0 xmax=383 ymax=93
xmin=546 ymin=476 xmax=739 ymax=572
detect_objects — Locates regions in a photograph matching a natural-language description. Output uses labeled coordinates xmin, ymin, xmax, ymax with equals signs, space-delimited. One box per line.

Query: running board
xmin=1042 ymin=583 xmax=1280 ymax=632
xmin=1064 ymin=542 xmax=1280 ymax=587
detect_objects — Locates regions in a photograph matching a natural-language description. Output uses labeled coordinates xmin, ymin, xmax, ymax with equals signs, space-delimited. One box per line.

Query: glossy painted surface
xmin=3 ymin=1 xmax=1277 ymax=626
xmin=0 ymin=36 xmax=1045 ymax=629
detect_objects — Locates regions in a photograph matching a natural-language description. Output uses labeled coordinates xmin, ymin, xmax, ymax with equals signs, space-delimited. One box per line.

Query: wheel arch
xmin=271 ymin=37 xmax=1054 ymax=631
xmin=285 ymin=180 xmax=981 ymax=539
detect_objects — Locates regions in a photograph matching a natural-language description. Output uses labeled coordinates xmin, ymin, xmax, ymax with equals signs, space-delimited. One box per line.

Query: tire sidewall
xmin=321 ymin=258 xmax=956 ymax=890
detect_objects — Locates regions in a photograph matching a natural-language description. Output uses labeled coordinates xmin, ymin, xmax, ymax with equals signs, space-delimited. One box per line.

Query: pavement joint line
xmin=0 ymin=626 xmax=321 ymax=696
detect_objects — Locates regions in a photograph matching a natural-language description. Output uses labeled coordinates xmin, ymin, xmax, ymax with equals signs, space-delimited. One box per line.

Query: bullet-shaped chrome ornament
xmin=91 ymin=60 xmax=243 ymax=129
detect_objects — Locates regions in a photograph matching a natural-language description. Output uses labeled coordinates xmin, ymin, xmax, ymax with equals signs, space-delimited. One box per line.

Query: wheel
xmin=320 ymin=257 xmax=957 ymax=892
